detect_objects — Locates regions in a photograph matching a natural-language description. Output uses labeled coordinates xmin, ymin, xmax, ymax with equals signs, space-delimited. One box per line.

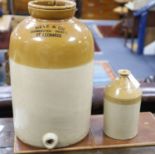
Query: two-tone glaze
xmin=9 ymin=0 xmax=94 ymax=149
xmin=104 ymin=70 xmax=142 ymax=140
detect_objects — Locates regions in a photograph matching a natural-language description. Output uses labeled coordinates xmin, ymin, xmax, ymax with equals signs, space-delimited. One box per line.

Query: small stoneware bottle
xmin=9 ymin=0 xmax=94 ymax=149
xmin=104 ymin=69 xmax=142 ymax=140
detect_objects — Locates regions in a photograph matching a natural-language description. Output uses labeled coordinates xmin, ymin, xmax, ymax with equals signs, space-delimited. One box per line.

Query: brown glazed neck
xmin=28 ymin=0 xmax=76 ymax=20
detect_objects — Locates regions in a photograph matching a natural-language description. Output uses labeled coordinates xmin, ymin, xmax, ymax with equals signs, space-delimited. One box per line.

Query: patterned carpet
xmin=97 ymin=25 xmax=122 ymax=38
xmin=94 ymin=61 xmax=115 ymax=87
xmin=84 ymin=20 xmax=155 ymax=81
xmin=94 ymin=39 xmax=101 ymax=52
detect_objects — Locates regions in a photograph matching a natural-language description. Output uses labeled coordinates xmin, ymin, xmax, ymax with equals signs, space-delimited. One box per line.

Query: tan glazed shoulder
xmin=9 ymin=17 xmax=94 ymax=69
xmin=104 ymin=70 xmax=142 ymax=104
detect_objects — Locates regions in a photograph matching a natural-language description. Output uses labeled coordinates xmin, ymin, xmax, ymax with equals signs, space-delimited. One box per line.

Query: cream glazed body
xmin=9 ymin=0 xmax=94 ymax=149
xmin=104 ymin=99 xmax=141 ymax=140
xmin=10 ymin=60 xmax=93 ymax=148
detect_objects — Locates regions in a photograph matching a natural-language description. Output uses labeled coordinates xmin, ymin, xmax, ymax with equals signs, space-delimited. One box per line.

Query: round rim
xmin=28 ymin=0 xmax=76 ymax=10
xmin=118 ymin=69 xmax=131 ymax=76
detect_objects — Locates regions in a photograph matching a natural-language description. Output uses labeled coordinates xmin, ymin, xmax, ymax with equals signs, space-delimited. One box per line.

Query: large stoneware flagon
xmin=9 ymin=0 xmax=94 ymax=149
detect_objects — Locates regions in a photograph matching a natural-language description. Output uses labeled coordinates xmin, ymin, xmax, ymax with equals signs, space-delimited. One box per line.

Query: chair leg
xmin=124 ymin=28 xmax=128 ymax=46
xmin=131 ymin=37 xmax=135 ymax=52
xmin=137 ymin=12 xmax=148 ymax=55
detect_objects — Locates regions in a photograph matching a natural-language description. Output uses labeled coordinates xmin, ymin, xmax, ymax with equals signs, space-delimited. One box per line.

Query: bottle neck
xmin=28 ymin=0 xmax=76 ymax=20
xmin=118 ymin=69 xmax=131 ymax=83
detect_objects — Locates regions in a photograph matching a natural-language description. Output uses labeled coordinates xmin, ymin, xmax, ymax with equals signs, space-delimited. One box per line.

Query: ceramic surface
xmin=104 ymin=70 xmax=142 ymax=140
xmin=9 ymin=0 xmax=94 ymax=148
xmin=104 ymin=70 xmax=141 ymax=104
xmin=104 ymin=99 xmax=141 ymax=140
xmin=10 ymin=60 xmax=93 ymax=148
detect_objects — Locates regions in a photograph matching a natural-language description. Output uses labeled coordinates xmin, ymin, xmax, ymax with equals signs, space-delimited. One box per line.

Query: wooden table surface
xmin=1 ymin=116 xmax=155 ymax=154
